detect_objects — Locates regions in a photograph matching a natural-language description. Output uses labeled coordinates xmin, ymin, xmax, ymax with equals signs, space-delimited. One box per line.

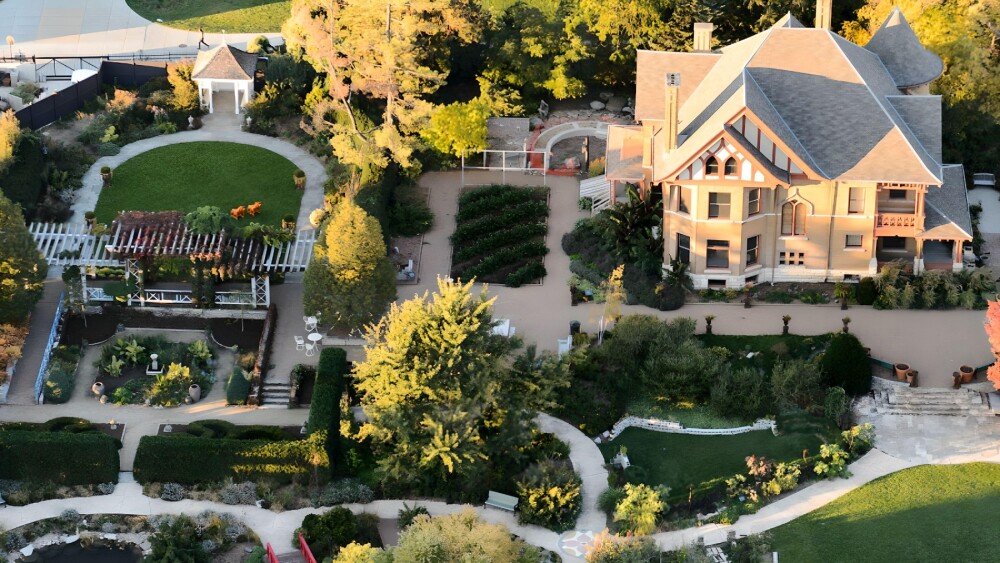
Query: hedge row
xmin=505 ymin=260 xmax=547 ymax=287
xmin=450 ymin=200 xmax=548 ymax=244
xmin=133 ymin=435 xmax=325 ymax=485
xmin=308 ymin=348 xmax=348 ymax=474
xmin=458 ymin=184 xmax=533 ymax=206
xmin=0 ymin=431 xmax=120 ymax=485
xmin=453 ymin=223 xmax=548 ymax=263
xmin=455 ymin=188 xmax=540 ymax=222
xmin=457 ymin=241 xmax=549 ymax=280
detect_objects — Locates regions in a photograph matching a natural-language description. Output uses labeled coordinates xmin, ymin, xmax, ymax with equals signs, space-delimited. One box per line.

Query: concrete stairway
xmin=873 ymin=386 xmax=994 ymax=416
xmin=260 ymin=381 xmax=291 ymax=408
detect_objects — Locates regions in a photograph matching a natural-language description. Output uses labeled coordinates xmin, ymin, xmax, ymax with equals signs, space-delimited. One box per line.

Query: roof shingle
xmin=192 ymin=44 xmax=257 ymax=81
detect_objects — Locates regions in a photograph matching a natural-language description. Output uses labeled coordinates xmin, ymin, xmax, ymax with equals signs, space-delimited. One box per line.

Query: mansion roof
xmin=864 ymin=8 xmax=944 ymax=89
xmin=922 ymin=164 xmax=973 ymax=241
xmin=639 ymin=12 xmax=945 ymax=186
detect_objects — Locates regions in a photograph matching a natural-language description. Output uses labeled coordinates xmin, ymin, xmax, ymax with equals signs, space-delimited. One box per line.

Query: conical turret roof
xmin=864 ymin=8 xmax=943 ymax=88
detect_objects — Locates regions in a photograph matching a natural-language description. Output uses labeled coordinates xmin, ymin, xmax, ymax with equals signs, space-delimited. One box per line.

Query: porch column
xmin=913 ymin=239 xmax=924 ymax=275
xmin=196 ymin=80 xmax=203 ymax=111
xmin=954 ymin=240 xmax=965 ymax=272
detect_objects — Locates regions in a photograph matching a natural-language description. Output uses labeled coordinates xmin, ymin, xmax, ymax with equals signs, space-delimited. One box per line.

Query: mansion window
xmin=746 ymin=235 xmax=760 ymax=266
xmin=677 ymin=186 xmax=691 ymax=214
xmin=781 ymin=201 xmax=806 ymax=236
xmin=846 ymin=234 xmax=863 ymax=248
xmin=706 ymin=157 xmax=719 ymax=175
xmin=724 ymin=157 xmax=738 ymax=176
xmin=848 ymin=187 xmax=863 ymax=214
xmin=676 ymin=233 xmax=691 ymax=265
xmin=709 ymin=192 xmax=730 ymax=219
xmin=748 ymin=188 xmax=761 ymax=216
xmin=707 ymin=239 xmax=730 ymax=269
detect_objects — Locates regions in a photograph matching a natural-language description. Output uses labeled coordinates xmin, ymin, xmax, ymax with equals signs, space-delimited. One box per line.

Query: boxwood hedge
xmin=0 ymin=431 xmax=120 ymax=485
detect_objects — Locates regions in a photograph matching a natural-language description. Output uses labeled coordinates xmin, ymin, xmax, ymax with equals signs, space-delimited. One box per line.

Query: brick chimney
xmin=664 ymin=73 xmax=681 ymax=153
xmin=693 ymin=23 xmax=714 ymax=52
xmin=815 ymin=0 xmax=832 ymax=30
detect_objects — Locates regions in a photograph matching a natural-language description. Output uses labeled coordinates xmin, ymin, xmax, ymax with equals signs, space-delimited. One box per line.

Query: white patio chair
xmin=304 ymin=316 xmax=318 ymax=332
xmin=305 ymin=343 xmax=316 ymax=357
xmin=294 ymin=335 xmax=305 ymax=351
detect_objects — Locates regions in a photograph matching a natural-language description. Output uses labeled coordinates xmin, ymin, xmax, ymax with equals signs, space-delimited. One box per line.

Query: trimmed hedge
xmin=225 ymin=366 xmax=252 ymax=405
xmin=133 ymin=435 xmax=325 ymax=485
xmin=449 ymin=200 xmax=549 ymax=244
xmin=0 ymin=431 xmax=120 ymax=484
xmin=0 ymin=135 xmax=45 ymax=218
xmin=307 ymin=348 xmax=348 ymax=474
xmin=506 ymin=261 xmax=547 ymax=287
xmin=458 ymin=240 xmax=549 ymax=280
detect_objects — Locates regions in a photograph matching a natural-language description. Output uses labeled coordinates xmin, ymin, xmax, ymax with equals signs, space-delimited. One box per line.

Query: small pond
xmin=20 ymin=541 xmax=141 ymax=563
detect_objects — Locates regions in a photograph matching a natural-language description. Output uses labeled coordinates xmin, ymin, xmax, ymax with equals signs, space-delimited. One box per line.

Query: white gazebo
xmin=191 ymin=44 xmax=257 ymax=114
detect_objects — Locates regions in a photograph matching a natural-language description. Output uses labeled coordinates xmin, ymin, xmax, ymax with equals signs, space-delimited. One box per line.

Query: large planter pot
xmin=188 ymin=383 xmax=201 ymax=402
xmin=92 ymin=382 xmax=104 ymax=397
xmin=960 ymin=365 xmax=975 ymax=383
xmin=894 ymin=363 xmax=910 ymax=381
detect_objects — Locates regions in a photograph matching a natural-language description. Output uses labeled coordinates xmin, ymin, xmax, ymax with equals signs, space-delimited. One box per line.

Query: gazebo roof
xmin=192 ymin=44 xmax=258 ymax=81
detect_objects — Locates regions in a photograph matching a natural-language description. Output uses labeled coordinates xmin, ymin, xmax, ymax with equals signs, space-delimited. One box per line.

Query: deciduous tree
xmin=0 ymin=192 xmax=47 ymax=324
xmin=167 ymin=62 xmax=199 ymax=113
xmin=0 ymin=109 xmax=22 ymax=174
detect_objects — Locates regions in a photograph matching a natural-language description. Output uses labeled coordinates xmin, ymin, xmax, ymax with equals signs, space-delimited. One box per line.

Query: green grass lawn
xmin=93 ymin=142 xmax=301 ymax=227
xmin=126 ymin=0 xmax=289 ymax=33
xmin=771 ymin=463 xmax=1000 ymax=562
xmin=598 ymin=428 xmax=826 ymax=497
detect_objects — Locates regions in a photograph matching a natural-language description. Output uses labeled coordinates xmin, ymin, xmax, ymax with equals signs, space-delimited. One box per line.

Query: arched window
xmin=781 ymin=201 xmax=806 ymax=236
xmin=724 ymin=157 xmax=737 ymax=176
xmin=705 ymin=156 xmax=719 ymax=175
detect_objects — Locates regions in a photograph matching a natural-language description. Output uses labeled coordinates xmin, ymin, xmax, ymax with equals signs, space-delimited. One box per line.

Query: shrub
xmin=818 ymin=333 xmax=872 ymax=395
xmin=300 ymin=507 xmax=357 ymax=559
xmin=613 ymin=483 xmax=668 ymax=535
xmin=98 ymin=482 xmax=116 ymax=495
xmin=516 ymin=460 xmax=582 ymax=532
xmin=711 ymin=367 xmax=771 ymax=420
xmin=654 ymin=282 xmax=686 ymax=311
xmin=0 ymin=431 xmax=119 ymax=485
xmin=221 ymin=481 xmax=258 ymax=505
xmin=813 ymin=443 xmax=850 ymax=479
xmin=308 ymin=348 xmax=348 ymax=473
xmin=798 ymin=290 xmax=829 ymax=304
xmin=313 ymin=478 xmax=375 ymax=506
xmin=763 ymin=291 xmax=795 ymax=304
xmin=856 ymin=277 xmax=877 ymax=305
xmin=225 ymin=366 xmax=252 ymax=405
xmin=98 ymin=142 xmax=121 ymax=156
xmin=147 ymin=515 xmax=210 ymax=563
xmin=387 ymin=198 xmax=434 ymax=237
xmin=398 ymin=502 xmax=430 ymax=529
xmin=160 ymin=482 xmax=187 ymax=501
xmin=43 ymin=345 xmax=81 ymax=404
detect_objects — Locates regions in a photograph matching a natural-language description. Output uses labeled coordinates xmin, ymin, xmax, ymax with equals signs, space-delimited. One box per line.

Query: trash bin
xmin=570 ymin=321 xmax=581 ymax=335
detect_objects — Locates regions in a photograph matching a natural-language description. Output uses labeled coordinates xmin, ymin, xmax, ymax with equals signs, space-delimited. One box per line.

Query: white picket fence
xmin=601 ymin=416 xmax=777 ymax=442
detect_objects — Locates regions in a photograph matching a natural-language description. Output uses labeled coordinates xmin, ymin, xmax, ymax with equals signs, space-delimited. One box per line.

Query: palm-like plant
xmin=664 ymin=258 xmax=693 ymax=291
xmin=599 ymin=185 xmax=663 ymax=273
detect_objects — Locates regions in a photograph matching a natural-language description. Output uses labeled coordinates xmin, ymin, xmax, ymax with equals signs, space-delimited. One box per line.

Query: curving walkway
xmin=70 ymin=129 xmax=326 ymax=231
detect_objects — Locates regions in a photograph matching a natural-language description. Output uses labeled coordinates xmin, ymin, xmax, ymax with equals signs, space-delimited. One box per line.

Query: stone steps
xmin=873 ymin=387 xmax=993 ymax=416
xmin=261 ymin=382 xmax=291 ymax=407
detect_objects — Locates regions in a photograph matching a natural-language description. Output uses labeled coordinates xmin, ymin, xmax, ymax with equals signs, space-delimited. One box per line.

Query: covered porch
xmin=874 ymin=236 xmax=969 ymax=273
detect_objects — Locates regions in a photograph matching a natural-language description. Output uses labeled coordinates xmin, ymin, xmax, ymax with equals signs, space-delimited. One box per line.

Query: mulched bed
xmin=98 ymin=366 xmax=153 ymax=397
xmin=62 ymin=309 xmax=263 ymax=350
xmin=450 ymin=185 xmax=550 ymax=286
xmin=92 ymin=422 xmax=126 ymax=442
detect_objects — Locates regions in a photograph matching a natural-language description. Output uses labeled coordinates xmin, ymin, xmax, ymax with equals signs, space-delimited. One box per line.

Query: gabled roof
xmin=634 ymin=50 xmax=720 ymax=122
xmin=661 ymin=124 xmax=791 ymax=185
xmin=641 ymin=16 xmax=944 ymax=186
xmin=864 ymin=8 xmax=944 ymax=88
xmin=920 ymin=164 xmax=973 ymax=241
xmin=605 ymin=125 xmax=644 ymax=181
xmin=192 ymin=44 xmax=257 ymax=81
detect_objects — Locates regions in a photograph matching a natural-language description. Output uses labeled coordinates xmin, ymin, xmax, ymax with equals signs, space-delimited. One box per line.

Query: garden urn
xmin=894 ymin=363 xmax=909 ymax=380
xmin=293 ymin=170 xmax=306 ymax=189
xmin=100 ymin=167 xmax=112 ymax=187
xmin=92 ymin=381 xmax=104 ymax=397
xmin=960 ymin=365 xmax=975 ymax=383
xmin=188 ymin=383 xmax=201 ymax=402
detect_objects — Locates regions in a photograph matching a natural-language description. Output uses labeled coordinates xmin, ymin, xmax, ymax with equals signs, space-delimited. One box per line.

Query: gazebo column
xmin=234 ymin=82 xmax=240 ymax=114
xmin=124 ymin=259 xmax=144 ymax=306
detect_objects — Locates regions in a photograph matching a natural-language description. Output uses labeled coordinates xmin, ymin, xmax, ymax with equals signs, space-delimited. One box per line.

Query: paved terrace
xmin=412 ymin=171 xmax=994 ymax=389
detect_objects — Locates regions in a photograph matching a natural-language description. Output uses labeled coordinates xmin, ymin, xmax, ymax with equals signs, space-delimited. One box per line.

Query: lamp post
xmin=5 ymin=36 xmax=13 ymax=60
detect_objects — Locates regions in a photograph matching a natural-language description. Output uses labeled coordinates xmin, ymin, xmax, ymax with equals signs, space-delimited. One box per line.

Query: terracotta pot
xmin=188 ymin=383 xmax=201 ymax=402
xmin=894 ymin=363 xmax=910 ymax=380
xmin=906 ymin=370 xmax=917 ymax=385
xmin=293 ymin=175 xmax=306 ymax=189
xmin=960 ymin=365 xmax=974 ymax=383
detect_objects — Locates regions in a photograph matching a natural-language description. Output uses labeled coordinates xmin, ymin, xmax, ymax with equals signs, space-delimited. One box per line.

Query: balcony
xmin=875 ymin=213 xmax=918 ymax=237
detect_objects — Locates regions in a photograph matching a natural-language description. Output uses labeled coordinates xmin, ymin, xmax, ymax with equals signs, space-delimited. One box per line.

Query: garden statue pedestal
xmin=146 ymin=353 xmax=163 ymax=376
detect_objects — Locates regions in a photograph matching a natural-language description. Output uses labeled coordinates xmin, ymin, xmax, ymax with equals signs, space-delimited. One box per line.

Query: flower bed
xmin=43 ymin=345 xmax=82 ymax=404
xmin=450 ymin=185 xmax=549 ymax=286
xmin=94 ymin=335 xmax=215 ymax=406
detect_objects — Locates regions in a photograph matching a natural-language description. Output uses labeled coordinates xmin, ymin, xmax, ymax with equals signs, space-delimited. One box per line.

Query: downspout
xmin=770 ymin=186 xmax=780 ymax=283
xmin=825 ymin=182 xmax=839 ymax=281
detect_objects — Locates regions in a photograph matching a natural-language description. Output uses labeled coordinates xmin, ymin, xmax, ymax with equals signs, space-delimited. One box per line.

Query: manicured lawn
xmin=93 ymin=142 xmax=301 ymax=227
xmin=126 ymin=0 xmax=289 ymax=33
xmin=771 ymin=463 xmax=1000 ymax=562
xmin=598 ymin=428 xmax=826 ymax=495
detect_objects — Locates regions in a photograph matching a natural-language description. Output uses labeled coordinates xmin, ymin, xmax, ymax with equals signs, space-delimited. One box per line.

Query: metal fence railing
xmin=34 ymin=292 xmax=65 ymax=404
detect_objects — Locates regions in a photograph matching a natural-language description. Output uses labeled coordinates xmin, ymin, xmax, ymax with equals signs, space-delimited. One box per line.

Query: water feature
xmin=20 ymin=540 xmax=141 ymax=563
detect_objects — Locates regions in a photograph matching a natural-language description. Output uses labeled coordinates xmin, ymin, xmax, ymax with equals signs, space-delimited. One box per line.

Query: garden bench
xmin=485 ymin=491 xmax=518 ymax=512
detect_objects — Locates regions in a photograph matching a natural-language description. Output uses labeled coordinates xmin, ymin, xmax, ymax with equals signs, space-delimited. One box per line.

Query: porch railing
xmin=85 ymin=287 xmax=255 ymax=306
xmin=876 ymin=213 xmax=917 ymax=228
xmin=34 ymin=292 xmax=65 ymax=404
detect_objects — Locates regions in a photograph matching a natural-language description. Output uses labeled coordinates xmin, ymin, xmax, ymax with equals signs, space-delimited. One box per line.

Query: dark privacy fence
xmin=12 ymin=60 xmax=171 ymax=129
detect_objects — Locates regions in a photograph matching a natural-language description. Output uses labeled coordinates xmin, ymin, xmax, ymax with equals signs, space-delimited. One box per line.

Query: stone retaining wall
xmin=600 ymin=416 xmax=776 ymax=442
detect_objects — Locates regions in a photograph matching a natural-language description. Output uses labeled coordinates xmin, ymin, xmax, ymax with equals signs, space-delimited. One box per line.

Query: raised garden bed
xmin=93 ymin=335 xmax=215 ymax=406
xmin=450 ymin=185 xmax=549 ymax=286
